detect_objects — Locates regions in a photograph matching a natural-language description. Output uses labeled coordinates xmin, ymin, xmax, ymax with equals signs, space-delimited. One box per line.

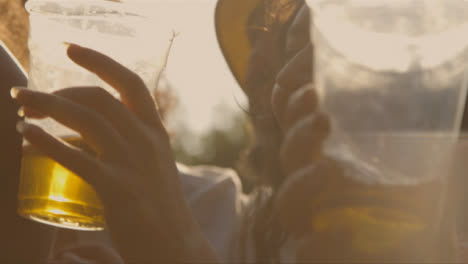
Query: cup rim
xmin=25 ymin=0 xmax=147 ymax=19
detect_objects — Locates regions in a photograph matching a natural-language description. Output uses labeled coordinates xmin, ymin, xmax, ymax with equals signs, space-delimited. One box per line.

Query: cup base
xmin=18 ymin=198 xmax=105 ymax=231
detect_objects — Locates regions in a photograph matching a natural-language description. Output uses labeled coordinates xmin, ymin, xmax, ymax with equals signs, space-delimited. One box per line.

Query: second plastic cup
xmin=306 ymin=0 xmax=468 ymax=261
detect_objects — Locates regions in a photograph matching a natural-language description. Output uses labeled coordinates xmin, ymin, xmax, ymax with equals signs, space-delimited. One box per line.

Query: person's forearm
xmin=114 ymin=219 xmax=220 ymax=263
xmin=104 ymin=195 xmax=219 ymax=264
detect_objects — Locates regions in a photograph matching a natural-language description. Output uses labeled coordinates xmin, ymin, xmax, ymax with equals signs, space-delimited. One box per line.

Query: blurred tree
xmin=155 ymin=72 xmax=252 ymax=192
xmin=154 ymin=74 xmax=178 ymax=124
xmin=171 ymin=106 xmax=253 ymax=193
xmin=0 ymin=0 xmax=29 ymax=69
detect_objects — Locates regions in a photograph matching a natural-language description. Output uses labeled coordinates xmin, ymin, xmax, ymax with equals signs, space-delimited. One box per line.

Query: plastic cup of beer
xmin=306 ymin=0 xmax=468 ymax=260
xmin=18 ymin=0 xmax=174 ymax=231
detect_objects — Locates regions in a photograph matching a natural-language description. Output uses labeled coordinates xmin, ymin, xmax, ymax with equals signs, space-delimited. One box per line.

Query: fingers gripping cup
xmin=18 ymin=0 xmax=174 ymax=231
xmin=306 ymin=0 xmax=468 ymax=260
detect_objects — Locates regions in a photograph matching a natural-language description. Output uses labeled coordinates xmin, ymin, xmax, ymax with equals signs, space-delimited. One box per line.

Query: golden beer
xmin=17 ymin=137 xmax=105 ymax=231
xmin=303 ymin=161 xmax=455 ymax=262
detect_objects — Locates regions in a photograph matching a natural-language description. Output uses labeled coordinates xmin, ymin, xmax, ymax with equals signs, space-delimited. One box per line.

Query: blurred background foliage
xmin=171 ymin=105 xmax=254 ymax=193
xmin=157 ymin=75 xmax=254 ymax=193
xmin=0 ymin=0 xmax=30 ymax=70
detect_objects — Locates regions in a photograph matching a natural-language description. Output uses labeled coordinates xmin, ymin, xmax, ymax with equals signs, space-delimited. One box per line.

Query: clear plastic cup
xmin=305 ymin=0 xmax=468 ymax=260
xmin=18 ymin=0 xmax=174 ymax=231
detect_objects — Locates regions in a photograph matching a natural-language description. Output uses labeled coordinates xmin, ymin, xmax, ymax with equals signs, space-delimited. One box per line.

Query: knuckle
xmin=128 ymin=72 xmax=146 ymax=89
xmin=278 ymin=165 xmax=316 ymax=203
xmin=90 ymin=86 xmax=111 ymax=98
xmin=85 ymin=116 xmax=106 ymax=133
xmin=276 ymin=47 xmax=313 ymax=88
xmin=124 ymin=76 xmax=150 ymax=102
xmin=275 ymin=63 xmax=291 ymax=87
xmin=271 ymin=84 xmax=284 ymax=115
xmin=287 ymin=115 xmax=315 ymax=141
xmin=138 ymin=129 xmax=161 ymax=156
xmin=284 ymin=86 xmax=317 ymax=127
xmin=289 ymin=87 xmax=307 ymax=106
xmin=281 ymin=127 xmax=306 ymax=165
xmin=281 ymin=114 xmax=328 ymax=170
xmin=275 ymin=165 xmax=319 ymax=233
xmin=280 ymin=141 xmax=308 ymax=174
xmin=287 ymin=92 xmax=306 ymax=116
xmin=290 ymin=114 xmax=329 ymax=139
xmin=291 ymin=83 xmax=315 ymax=106
xmin=90 ymin=86 xmax=117 ymax=109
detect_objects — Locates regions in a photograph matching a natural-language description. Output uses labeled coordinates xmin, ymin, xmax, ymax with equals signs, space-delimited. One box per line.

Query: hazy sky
xmin=152 ymin=0 xmax=247 ymax=134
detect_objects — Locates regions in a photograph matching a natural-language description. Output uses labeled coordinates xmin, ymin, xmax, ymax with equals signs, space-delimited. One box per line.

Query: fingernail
xmin=272 ymin=83 xmax=280 ymax=94
xmin=63 ymin=42 xmax=80 ymax=50
xmin=17 ymin=107 xmax=25 ymax=117
xmin=16 ymin=120 xmax=30 ymax=134
xmin=63 ymin=42 xmax=80 ymax=57
xmin=10 ymin=86 xmax=26 ymax=99
xmin=63 ymin=42 xmax=72 ymax=54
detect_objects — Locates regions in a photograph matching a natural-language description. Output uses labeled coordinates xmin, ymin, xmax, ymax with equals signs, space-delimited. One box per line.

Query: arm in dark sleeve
xmin=0 ymin=40 xmax=56 ymax=263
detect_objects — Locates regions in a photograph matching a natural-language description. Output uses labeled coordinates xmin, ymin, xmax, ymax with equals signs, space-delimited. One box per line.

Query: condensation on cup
xmin=305 ymin=0 xmax=468 ymax=261
xmin=18 ymin=0 xmax=174 ymax=231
